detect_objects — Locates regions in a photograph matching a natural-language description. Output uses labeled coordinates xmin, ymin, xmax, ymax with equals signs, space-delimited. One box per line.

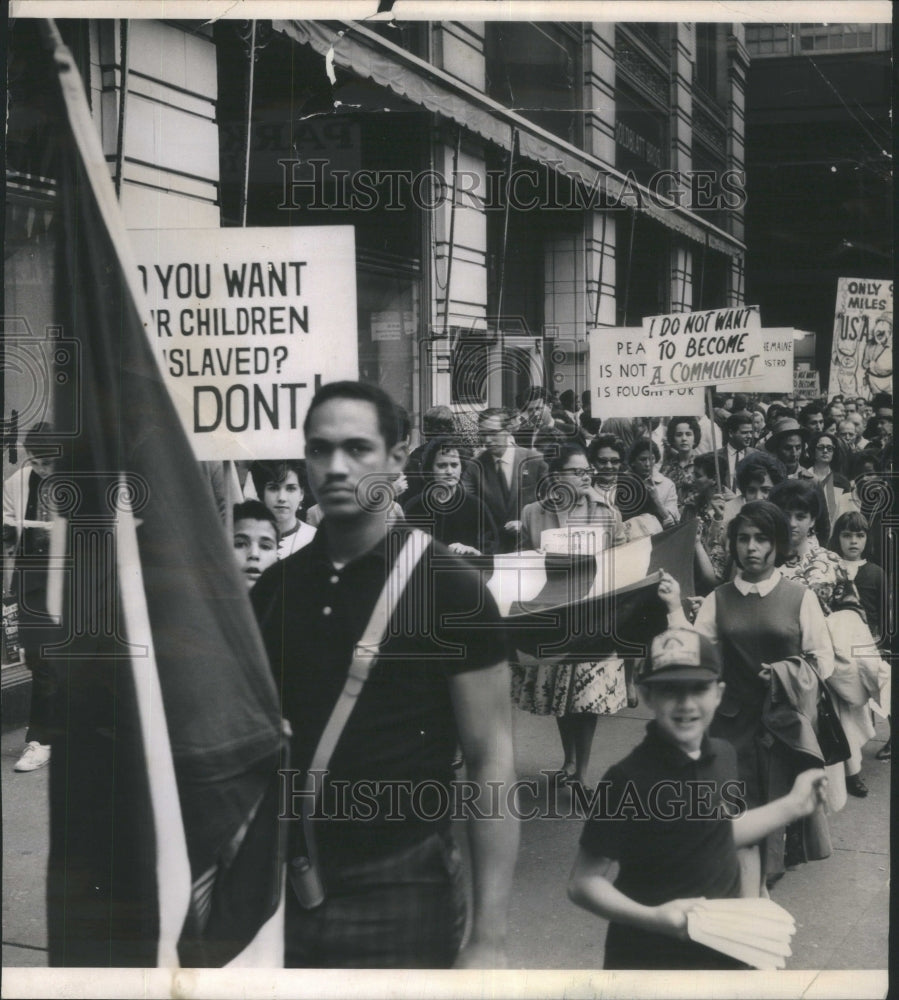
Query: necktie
xmin=496 ymin=458 xmax=509 ymax=501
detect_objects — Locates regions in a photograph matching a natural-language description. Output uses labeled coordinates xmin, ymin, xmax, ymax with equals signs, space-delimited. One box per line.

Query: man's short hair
xmin=478 ymin=407 xmax=513 ymax=429
xmin=233 ymin=499 xmax=280 ymax=539
xmin=422 ymin=405 xmax=455 ymax=436
xmin=799 ymin=403 xmax=824 ymax=425
xmin=303 ymin=380 xmax=408 ymax=449
xmin=735 ymin=451 xmax=786 ymax=494
xmin=588 ymin=434 xmax=627 ymax=463
xmin=725 ymin=410 xmax=754 ymax=436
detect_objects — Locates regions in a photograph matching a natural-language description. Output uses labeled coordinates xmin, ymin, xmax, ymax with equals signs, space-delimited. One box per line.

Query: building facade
xmin=5 ymin=17 xmax=748 ymax=437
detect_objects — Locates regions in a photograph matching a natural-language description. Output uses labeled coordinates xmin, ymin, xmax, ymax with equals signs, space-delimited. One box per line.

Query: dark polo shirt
xmin=580 ymin=722 xmax=744 ymax=969
xmin=251 ymin=524 xmax=506 ymax=861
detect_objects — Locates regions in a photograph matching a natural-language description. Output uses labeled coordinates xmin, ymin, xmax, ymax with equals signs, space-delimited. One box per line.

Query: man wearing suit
xmin=715 ymin=411 xmax=758 ymax=491
xmin=463 ymin=407 xmax=548 ymax=552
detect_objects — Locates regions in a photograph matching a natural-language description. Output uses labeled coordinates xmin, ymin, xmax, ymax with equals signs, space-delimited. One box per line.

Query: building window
xmin=745 ymin=24 xmax=791 ymax=56
xmin=357 ymin=266 xmax=420 ymax=419
xmin=694 ymin=23 xmax=726 ymax=105
xmin=746 ymin=22 xmax=889 ymax=57
xmin=485 ymin=23 xmax=582 ymax=147
xmin=798 ymin=23 xmax=875 ymax=51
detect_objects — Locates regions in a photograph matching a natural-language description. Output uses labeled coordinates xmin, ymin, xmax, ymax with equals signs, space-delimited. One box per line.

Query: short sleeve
xmin=579 ymin=764 xmax=628 ymax=860
xmin=427 ymin=543 xmax=508 ymax=674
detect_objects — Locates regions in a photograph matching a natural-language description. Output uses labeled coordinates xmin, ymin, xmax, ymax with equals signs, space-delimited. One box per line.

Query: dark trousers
xmin=285 ymin=830 xmax=467 ymax=968
xmin=24 ymin=646 xmax=58 ymax=745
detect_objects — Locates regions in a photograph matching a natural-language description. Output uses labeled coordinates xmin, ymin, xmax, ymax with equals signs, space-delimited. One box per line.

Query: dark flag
xmin=38 ymin=21 xmax=284 ymax=967
xmin=484 ymin=520 xmax=697 ymax=660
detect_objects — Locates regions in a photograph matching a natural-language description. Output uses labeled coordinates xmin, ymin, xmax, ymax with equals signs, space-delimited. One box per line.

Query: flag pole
xmin=706 ymin=386 xmax=723 ymax=494
xmin=114 ymin=475 xmax=192 ymax=967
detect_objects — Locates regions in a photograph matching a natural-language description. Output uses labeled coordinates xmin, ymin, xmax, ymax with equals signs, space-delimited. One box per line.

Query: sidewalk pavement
xmin=2 ymin=709 xmax=890 ymax=971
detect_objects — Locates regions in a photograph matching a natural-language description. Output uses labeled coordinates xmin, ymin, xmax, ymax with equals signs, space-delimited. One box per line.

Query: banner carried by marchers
xmin=828 ymin=277 xmax=893 ymax=402
xmin=129 ymin=227 xmax=358 ymax=460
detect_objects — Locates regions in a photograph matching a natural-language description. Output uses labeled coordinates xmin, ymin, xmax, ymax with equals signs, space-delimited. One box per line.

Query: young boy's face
xmin=643 ymin=679 xmax=724 ymax=754
xmin=233 ymin=517 xmax=279 ymax=588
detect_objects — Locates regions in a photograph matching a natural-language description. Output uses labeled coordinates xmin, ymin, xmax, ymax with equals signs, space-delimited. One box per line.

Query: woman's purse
xmin=814 ymin=678 xmax=852 ymax=767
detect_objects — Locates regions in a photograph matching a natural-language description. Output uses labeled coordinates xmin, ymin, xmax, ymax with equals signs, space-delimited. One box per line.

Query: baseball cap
xmin=640 ymin=629 xmax=722 ymax=684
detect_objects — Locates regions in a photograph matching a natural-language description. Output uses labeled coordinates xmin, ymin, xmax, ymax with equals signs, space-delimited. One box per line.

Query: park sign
xmin=129 ymin=226 xmax=358 ymax=461
xmin=589 ymin=307 xmax=792 ymax=416
xmin=828 ymin=277 xmax=893 ymax=402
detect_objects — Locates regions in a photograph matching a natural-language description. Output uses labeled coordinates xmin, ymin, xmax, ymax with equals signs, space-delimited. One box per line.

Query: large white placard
xmin=828 ymin=277 xmax=893 ymax=401
xmin=589 ymin=327 xmax=704 ymax=416
xmin=129 ymin=226 xmax=358 ymax=460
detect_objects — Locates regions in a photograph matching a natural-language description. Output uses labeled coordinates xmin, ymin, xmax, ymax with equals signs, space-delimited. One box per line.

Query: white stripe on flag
xmin=486 ymin=553 xmax=553 ymax=616
xmin=587 ymin=535 xmax=653 ymax=599
xmin=487 ymin=534 xmax=654 ymax=616
xmin=115 ymin=476 xmax=192 ymax=968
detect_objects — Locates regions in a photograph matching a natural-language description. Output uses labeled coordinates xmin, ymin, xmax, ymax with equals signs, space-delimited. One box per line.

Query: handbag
xmin=815 ymin=679 xmax=852 ymax=766
xmin=291 ymin=529 xmax=431 ymax=909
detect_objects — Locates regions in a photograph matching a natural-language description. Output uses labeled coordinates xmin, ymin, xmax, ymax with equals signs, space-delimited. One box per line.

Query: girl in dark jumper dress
xmin=657 ymin=502 xmax=834 ymax=896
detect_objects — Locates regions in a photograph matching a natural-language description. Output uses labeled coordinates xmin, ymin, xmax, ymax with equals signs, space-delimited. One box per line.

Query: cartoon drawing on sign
xmin=829 ymin=279 xmax=893 ymax=401
xmin=861 ymin=314 xmax=892 ymax=397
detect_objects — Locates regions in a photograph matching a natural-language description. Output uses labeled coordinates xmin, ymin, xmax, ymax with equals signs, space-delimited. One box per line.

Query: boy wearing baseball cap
xmin=567 ymin=629 xmax=827 ymax=969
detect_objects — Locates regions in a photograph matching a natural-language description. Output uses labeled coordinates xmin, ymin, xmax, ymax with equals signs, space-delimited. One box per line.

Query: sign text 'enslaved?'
xmin=130 ymin=226 xmax=358 ymax=460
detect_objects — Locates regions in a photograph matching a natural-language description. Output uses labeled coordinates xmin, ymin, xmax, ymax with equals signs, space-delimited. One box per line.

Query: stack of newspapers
xmin=687 ymin=898 xmax=797 ymax=969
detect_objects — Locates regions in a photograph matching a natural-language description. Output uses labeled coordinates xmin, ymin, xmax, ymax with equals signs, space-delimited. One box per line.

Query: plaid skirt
xmin=285 ymin=828 xmax=467 ymax=968
xmin=511 ymin=656 xmax=626 ymax=716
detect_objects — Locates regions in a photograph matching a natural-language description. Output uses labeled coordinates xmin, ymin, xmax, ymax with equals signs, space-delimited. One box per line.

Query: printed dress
xmin=510 ymin=497 xmax=626 ymax=717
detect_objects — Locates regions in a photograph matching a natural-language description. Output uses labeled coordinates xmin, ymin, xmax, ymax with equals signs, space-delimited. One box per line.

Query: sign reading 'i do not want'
xmin=129 ymin=226 xmax=358 ymax=461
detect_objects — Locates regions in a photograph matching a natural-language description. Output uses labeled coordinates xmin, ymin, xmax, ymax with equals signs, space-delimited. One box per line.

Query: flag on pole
xmin=482 ymin=520 xmax=697 ymax=660
xmin=39 ymin=20 xmax=284 ymax=967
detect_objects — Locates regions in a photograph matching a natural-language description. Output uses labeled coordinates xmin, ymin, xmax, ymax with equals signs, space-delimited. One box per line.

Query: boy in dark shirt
xmin=567 ymin=628 xmax=827 ymax=969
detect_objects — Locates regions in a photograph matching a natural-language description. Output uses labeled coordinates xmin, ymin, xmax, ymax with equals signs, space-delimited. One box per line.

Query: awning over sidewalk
xmin=274 ymin=19 xmax=745 ymax=259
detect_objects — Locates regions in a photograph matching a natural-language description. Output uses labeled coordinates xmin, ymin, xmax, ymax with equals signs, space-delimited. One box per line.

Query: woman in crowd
xmin=806 ymin=430 xmax=851 ymax=523
xmin=250 ymin=459 xmax=316 ymax=559
xmin=660 ymin=416 xmax=702 ymax=510
xmin=750 ymin=406 xmax=768 ymax=447
xmin=596 ymin=417 xmax=648 ymax=454
xmin=680 ymin=452 xmax=734 ymax=592
xmin=768 ymin=479 xmax=841 ymax=601
xmin=402 ymin=435 xmax=497 ymax=555
xmin=828 ymin=510 xmax=891 ymax=764
xmin=512 ymin=443 xmax=627 ymax=794
xmin=767 ymin=479 xmax=876 ymax=801
xmin=622 ymin=438 xmax=679 ymax=528
xmin=657 ymin=500 xmax=834 ymax=895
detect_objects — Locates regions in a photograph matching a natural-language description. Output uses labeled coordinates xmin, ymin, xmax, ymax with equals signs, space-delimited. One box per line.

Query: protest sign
xmin=828 ymin=277 xmax=893 ymax=401
xmin=129 ymin=226 xmax=358 ymax=460
xmin=643 ymin=306 xmax=794 ymax=393
xmin=588 ymin=328 xmax=704 ymax=416
xmin=794 ymin=368 xmax=820 ymax=398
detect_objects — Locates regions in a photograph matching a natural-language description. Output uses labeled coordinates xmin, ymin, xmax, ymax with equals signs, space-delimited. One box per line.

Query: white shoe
xmin=14 ymin=741 xmax=51 ymax=772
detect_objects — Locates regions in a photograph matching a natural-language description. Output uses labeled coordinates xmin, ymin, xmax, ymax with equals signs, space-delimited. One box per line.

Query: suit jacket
xmin=715 ymin=445 xmax=759 ymax=491
xmin=462 ymin=447 xmax=547 ymax=551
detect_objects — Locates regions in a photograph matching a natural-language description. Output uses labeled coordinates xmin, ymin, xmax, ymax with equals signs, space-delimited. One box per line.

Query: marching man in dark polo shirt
xmin=251 ymin=381 xmax=518 ymax=968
